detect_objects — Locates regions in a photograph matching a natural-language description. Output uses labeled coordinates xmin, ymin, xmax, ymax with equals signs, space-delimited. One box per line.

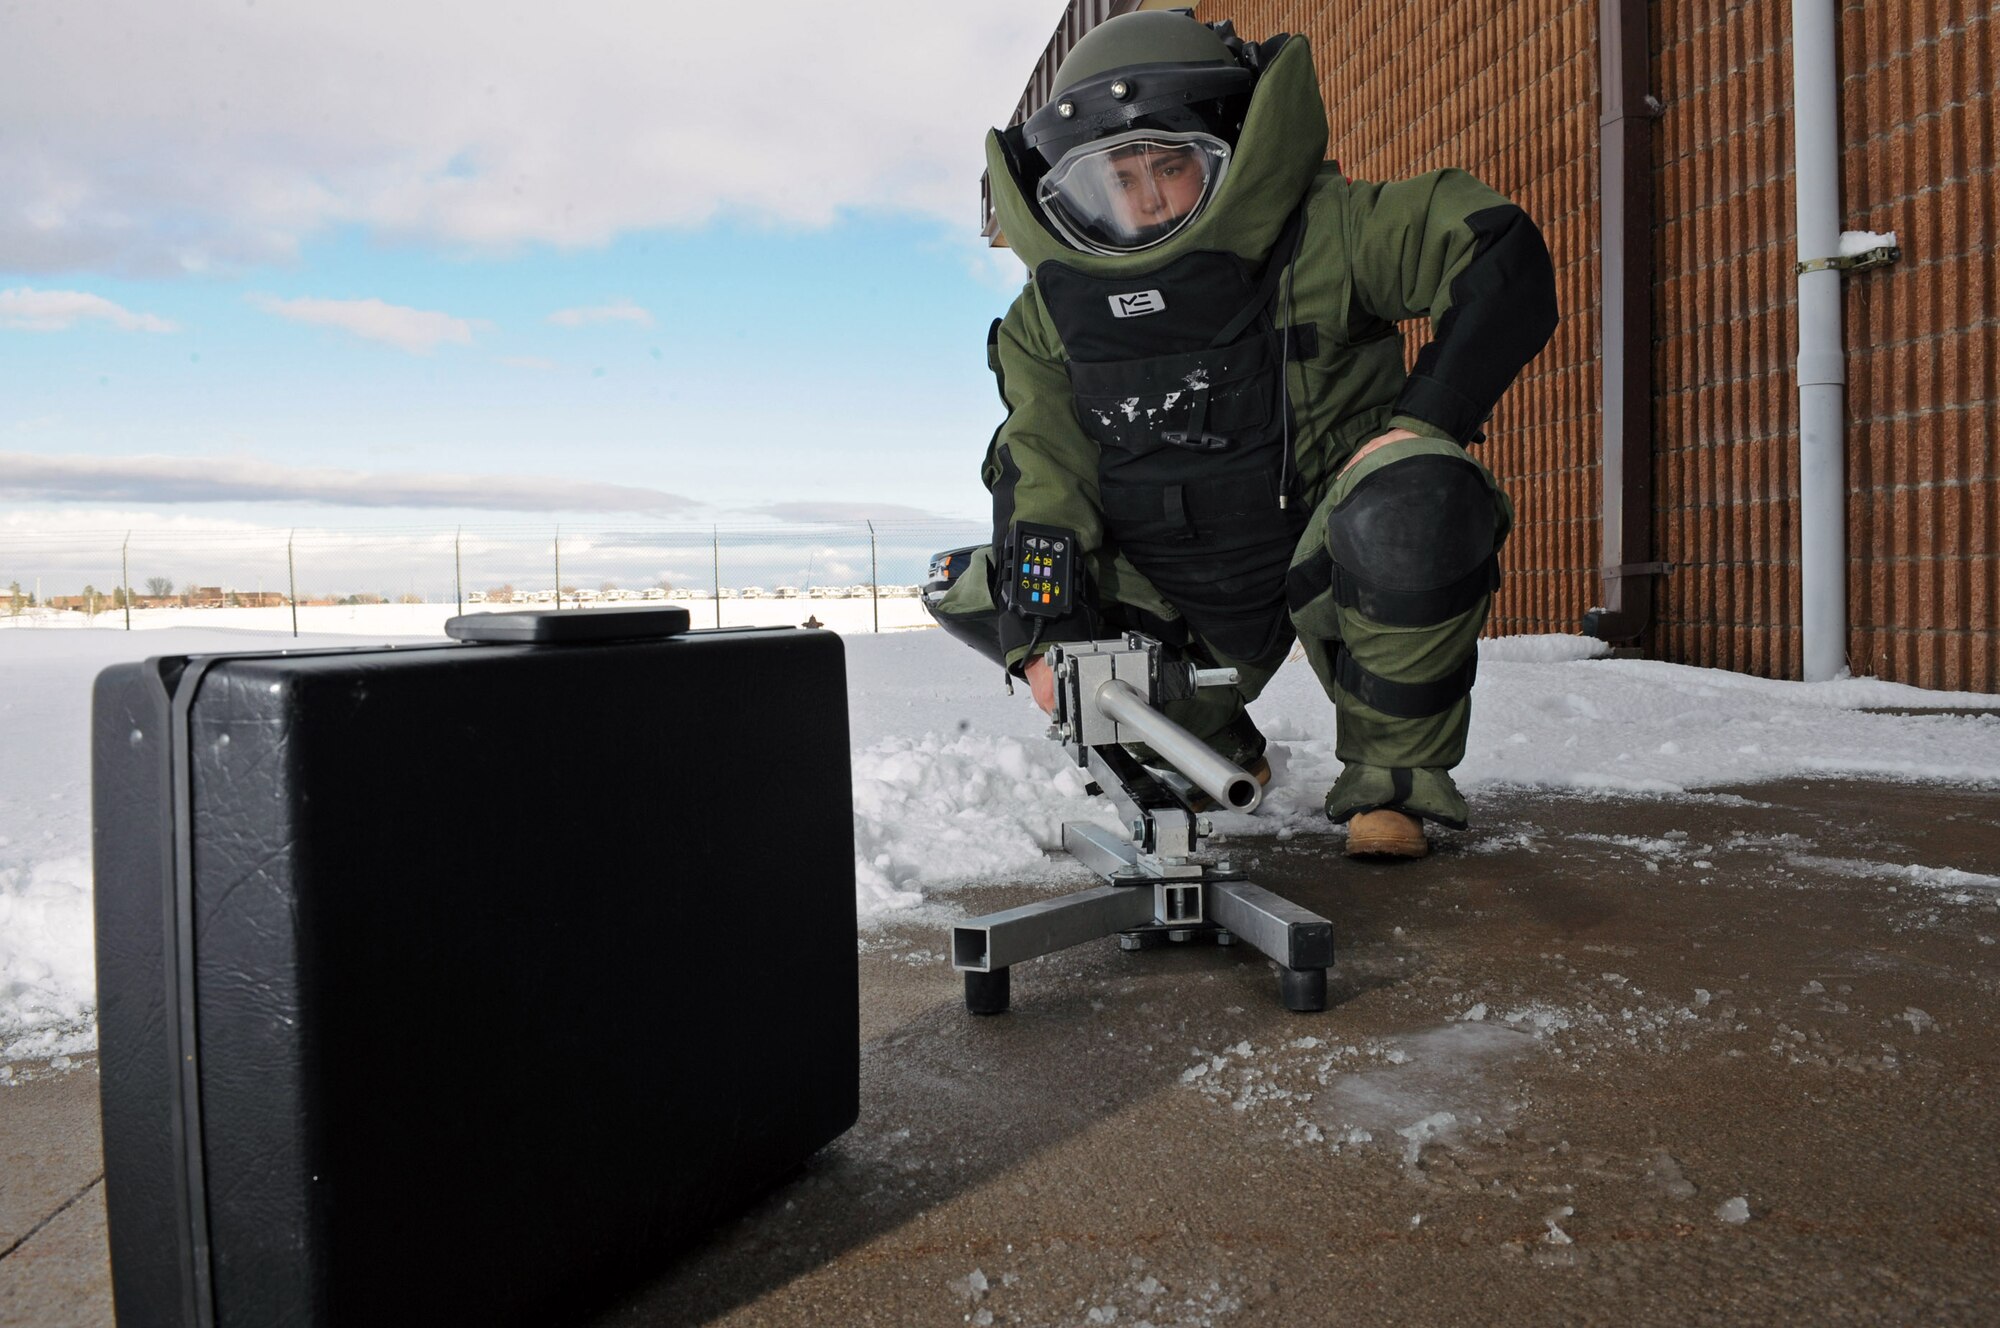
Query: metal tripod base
xmin=952 ymin=820 xmax=1335 ymax=1015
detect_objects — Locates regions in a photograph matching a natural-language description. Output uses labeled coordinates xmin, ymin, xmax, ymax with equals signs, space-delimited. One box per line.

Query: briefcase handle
xmin=445 ymin=606 xmax=691 ymax=644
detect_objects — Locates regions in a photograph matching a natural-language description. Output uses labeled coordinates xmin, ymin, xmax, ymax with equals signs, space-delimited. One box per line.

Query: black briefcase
xmin=92 ymin=609 xmax=858 ymax=1326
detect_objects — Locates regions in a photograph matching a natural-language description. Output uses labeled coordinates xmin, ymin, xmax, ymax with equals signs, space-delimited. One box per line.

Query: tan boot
xmin=1344 ymin=808 xmax=1429 ymax=859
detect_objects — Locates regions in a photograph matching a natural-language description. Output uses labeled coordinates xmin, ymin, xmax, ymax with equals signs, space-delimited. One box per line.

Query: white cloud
xmin=753 ymin=502 xmax=944 ymax=524
xmin=249 ymin=295 xmax=476 ymax=354
xmin=967 ymin=241 xmax=1030 ymax=294
xmin=0 ymin=451 xmax=699 ymax=514
xmin=0 ymin=287 xmax=178 ymax=332
xmin=0 ymin=506 xmax=274 ymax=536
xmin=548 ymin=300 xmax=654 ymax=329
xmin=0 ymin=1 xmax=1071 ymax=276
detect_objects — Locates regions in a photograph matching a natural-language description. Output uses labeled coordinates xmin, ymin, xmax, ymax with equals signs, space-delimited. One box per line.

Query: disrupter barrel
xmin=1092 ymin=677 xmax=1264 ymax=813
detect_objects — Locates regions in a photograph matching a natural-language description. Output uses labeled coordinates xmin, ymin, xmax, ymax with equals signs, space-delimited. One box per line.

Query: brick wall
xmin=1833 ymin=0 xmax=1997 ymax=690
xmin=1188 ymin=0 xmax=1997 ymax=690
xmin=1653 ymin=0 xmax=1801 ymax=679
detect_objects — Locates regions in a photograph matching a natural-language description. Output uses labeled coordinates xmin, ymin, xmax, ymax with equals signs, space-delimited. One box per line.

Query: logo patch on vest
xmin=1107 ymin=289 xmax=1166 ymax=319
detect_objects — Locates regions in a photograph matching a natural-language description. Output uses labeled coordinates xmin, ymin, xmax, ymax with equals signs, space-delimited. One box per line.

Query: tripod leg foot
xmin=965 ymin=967 xmax=1011 ymax=1015
xmin=1279 ymin=966 xmax=1328 ymax=1013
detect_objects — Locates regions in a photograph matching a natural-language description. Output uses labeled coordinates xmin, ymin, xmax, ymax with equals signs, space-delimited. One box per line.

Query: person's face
xmin=1103 ymin=144 xmax=1207 ymax=232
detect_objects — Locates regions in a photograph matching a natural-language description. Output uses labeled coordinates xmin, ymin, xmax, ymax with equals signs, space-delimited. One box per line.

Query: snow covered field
xmin=3 ymin=621 xmax=1997 ymax=1065
xmin=0 ymin=594 xmax=934 ymax=637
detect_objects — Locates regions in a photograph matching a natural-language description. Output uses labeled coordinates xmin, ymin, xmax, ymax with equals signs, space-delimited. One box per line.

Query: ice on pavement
xmin=1316 ymin=1023 xmax=1536 ymax=1159
xmin=1397 ymin=1111 xmax=1462 ymax=1167
xmin=1784 ymin=854 xmax=2000 ymax=895
xmin=4 ymin=621 xmax=1999 ymax=1061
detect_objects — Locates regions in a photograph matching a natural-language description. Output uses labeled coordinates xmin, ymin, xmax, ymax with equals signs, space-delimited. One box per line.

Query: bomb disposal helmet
xmin=1018 ymin=11 xmax=1254 ymax=256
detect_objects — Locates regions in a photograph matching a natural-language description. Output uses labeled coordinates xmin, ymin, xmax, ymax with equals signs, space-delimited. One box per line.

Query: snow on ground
xmin=0 ymin=594 xmax=934 ymax=638
xmin=3 ymin=619 xmax=1998 ymax=1062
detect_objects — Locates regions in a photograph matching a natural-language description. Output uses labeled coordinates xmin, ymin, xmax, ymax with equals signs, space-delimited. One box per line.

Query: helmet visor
xmin=1034 ymin=131 xmax=1229 ymax=256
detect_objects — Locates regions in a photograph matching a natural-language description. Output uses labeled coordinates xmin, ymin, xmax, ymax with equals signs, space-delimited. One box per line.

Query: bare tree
xmin=144 ymin=576 xmax=174 ymax=597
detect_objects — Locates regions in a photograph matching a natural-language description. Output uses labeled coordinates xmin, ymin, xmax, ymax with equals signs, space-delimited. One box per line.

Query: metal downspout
xmin=1582 ymin=0 xmax=1663 ymax=646
xmin=1792 ymin=0 xmax=1849 ymax=680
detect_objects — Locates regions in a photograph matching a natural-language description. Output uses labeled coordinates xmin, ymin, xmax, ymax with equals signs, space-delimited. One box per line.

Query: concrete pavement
xmin=6 ymin=778 xmax=1998 ymax=1325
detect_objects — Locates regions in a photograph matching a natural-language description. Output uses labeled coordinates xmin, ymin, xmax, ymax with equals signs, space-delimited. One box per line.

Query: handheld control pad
xmin=1006 ymin=522 xmax=1075 ymax=619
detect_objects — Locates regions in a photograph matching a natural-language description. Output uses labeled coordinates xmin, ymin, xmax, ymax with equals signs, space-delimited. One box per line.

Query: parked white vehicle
xmin=772 ymin=586 xmax=800 ymax=599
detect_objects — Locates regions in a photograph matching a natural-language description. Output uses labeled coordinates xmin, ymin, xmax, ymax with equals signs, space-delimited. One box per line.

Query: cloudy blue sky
xmin=1 ymin=0 xmax=1069 ymax=543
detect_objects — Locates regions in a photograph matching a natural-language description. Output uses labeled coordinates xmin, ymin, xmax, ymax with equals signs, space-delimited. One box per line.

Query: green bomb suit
xmin=955 ymin=35 xmax=1557 ymax=830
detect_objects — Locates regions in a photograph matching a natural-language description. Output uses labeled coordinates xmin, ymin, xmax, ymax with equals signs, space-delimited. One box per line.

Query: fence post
xmin=122 ymin=531 xmax=132 ymax=630
xmin=287 ymin=530 xmax=299 ymax=638
xmin=554 ymin=525 xmax=562 ymax=611
xmin=868 ymin=520 xmax=879 ymax=633
xmin=455 ymin=527 xmax=463 ymax=617
xmin=712 ymin=526 xmax=721 ymax=629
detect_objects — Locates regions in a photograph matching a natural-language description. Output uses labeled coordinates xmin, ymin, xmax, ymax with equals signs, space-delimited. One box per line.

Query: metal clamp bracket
xmin=1797 ymin=245 xmax=1900 ymax=276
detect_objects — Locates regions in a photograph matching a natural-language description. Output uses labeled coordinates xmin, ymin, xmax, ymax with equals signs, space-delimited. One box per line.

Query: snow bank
xmin=0 ymin=856 xmax=96 ymax=1061
xmin=2 ymin=624 xmax=1997 ymax=1061
xmin=1476 ymin=633 xmax=1611 ymax=664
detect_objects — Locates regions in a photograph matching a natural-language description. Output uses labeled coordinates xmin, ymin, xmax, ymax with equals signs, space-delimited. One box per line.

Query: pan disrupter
xmin=951 ymin=633 xmax=1335 ymax=1015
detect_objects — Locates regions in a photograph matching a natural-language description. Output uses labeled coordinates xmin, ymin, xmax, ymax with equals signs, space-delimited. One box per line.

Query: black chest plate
xmin=1034 ymin=247 xmax=1307 ymax=662
xmin=1038 ymin=249 xmax=1260 ymax=359
xmin=1037 ymin=251 xmax=1287 ymax=461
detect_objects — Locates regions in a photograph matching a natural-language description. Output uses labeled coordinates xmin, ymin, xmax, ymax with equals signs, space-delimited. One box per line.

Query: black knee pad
xmin=1324 ymin=454 xmax=1500 ymax=627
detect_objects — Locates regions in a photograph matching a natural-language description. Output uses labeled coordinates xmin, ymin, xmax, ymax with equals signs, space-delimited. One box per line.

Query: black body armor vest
xmin=1035 ymin=218 xmax=1311 ymax=663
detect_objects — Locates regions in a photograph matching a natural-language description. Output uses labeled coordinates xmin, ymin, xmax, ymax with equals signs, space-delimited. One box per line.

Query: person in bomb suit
xmin=929 ymin=10 xmax=1557 ymax=858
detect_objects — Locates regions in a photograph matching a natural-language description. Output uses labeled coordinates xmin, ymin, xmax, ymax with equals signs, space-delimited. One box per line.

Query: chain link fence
xmin=0 ymin=519 xmax=990 ymax=632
